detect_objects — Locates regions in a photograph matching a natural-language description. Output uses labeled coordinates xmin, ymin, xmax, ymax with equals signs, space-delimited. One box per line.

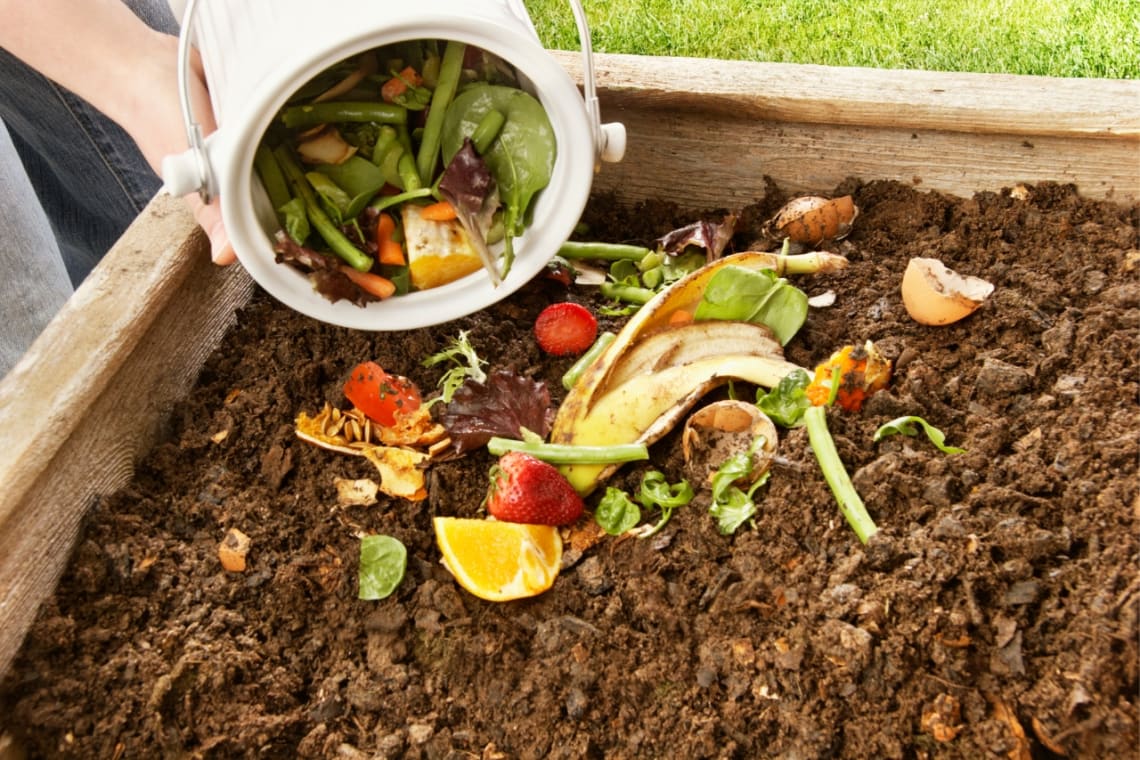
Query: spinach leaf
xmin=692 ymin=266 xmax=808 ymax=345
xmin=440 ymin=84 xmax=556 ymax=275
xmin=756 ymin=368 xmax=813 ymax=428
xmin=873 ymin=415 xmax=966 ymax=454
xmin=595 ymin=487 xmax=642 ymax=535
xmin=359 ymin=534 xmax=407 ymax=601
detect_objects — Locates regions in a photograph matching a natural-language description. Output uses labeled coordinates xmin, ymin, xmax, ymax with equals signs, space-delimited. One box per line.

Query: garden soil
xmin=1 ymin=179 xmax=1137 ymax=759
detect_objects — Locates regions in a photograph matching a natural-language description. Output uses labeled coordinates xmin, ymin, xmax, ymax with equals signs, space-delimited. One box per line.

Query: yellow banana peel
xmin=551 ymin=252 xmax=812 ymax=495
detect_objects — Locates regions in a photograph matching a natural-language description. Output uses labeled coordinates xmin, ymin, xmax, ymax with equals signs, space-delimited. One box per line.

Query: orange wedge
xmin=432 ymin=517 xmax=562 ymax=601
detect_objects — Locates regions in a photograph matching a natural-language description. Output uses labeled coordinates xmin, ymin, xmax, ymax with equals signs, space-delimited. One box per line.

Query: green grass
xmin=523 ymin=0 xmax=1139 ymax=78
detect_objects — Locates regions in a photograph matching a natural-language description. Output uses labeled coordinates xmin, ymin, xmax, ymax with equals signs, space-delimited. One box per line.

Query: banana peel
xmin=605 ymin=320 xmax=783 ymax=389
xmin=555 ymin=251 xmax=804 ymax=436
xmin=556 ymin=353 xmax=800 ymax=492
xmin=551 ymin=251 xmax=813 ymax=495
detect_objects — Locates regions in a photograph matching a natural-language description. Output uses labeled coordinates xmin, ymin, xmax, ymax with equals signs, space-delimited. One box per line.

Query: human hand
xmin=125 ymin=32 xmax=235 ymax=266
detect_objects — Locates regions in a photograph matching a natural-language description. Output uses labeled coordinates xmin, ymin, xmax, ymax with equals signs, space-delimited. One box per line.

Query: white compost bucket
xmin=162 ymin=0 xmax=625 ymax=330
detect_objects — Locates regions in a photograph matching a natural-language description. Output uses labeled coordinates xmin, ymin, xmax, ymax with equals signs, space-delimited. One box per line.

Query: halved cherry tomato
xmin=343 ymin=361 xmax=422 ymax=426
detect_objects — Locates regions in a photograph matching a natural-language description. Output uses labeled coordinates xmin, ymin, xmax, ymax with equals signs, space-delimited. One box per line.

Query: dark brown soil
xmin=2 ymin=179 xmax=1137 ymax=759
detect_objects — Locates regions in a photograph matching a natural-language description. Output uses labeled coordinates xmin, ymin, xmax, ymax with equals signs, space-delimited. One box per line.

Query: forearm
xmin=0 ymin=0 xmax=195 ymax=171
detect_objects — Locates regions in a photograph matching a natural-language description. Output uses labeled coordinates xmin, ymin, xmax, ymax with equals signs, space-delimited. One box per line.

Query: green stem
xmin=559 ymin=241 xmax=653 ymax=261
xmin=487 ymin=437 xmax=649 ymax=465
xmin=274 ymin=145 xmax=373 ymax=272
xmin=280 ymin=101 xmax=407 ymax=130
xmin=370 ymin=187 xmax=434 ymax=213
xmin=803 ymin=405 xmax=878 ymax=544
xmin=562 ymin=331 xmax=616 ymax=390
xmin=600 ymin=281 xmax=655 ymax=304
xmin=416 ymin=40 xmax=466 ymax=185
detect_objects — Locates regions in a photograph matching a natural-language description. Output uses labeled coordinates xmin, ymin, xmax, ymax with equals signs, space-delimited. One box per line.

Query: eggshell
xmin=901 ymin=257 xmax=994 ymax=325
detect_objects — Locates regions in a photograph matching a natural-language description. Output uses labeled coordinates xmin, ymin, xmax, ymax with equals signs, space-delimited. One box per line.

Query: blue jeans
xmin=0 ymin=0 xmax=178 ymax=378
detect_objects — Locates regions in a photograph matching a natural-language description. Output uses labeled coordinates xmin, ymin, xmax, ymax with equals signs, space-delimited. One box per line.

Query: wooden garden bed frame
xmin=0 ymin=53 xmax=1136 ymax=677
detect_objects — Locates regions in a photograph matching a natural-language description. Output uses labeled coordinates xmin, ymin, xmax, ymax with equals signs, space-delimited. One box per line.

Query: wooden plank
xmin=0 ymin=194 xmax=253 ymax=677
xmin=554 ymin=52 xmax=1140 ymax=204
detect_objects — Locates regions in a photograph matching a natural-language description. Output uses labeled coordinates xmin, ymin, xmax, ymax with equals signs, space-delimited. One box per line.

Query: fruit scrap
xmin=343 ymin=361 xmax=422 ymax=427
xmin=219 ymin=528 xmax=251 ymax=573
xmin=433 ymin=517 xmax=562 ymax=601
xmin=486 ymin=451 xmax=585 ymax=526
xmin=805 ymin=341 xmax=892 ymax=412
xmin=361 ymin=446 xmax=431 ymax=501
xmin=534 ymin=302 xmax=599 ymax=356
xmin=764 ymin=195 xmax=859 ymax=246
xmin=299 ymin=361 xmax=445 ymax=501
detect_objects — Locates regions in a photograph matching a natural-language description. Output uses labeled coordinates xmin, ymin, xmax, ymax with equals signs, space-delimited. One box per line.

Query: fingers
xmin=183 ymin=193 xmax=236 ymax=266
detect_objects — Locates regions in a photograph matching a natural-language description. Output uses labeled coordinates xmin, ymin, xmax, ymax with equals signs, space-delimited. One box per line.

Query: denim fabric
xmin=0 ymin=0 xmax=178 ymax=378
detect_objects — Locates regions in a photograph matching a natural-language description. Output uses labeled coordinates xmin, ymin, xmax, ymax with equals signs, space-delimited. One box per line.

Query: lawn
xmin=524 ymin=0 xmax=1139 ymax=78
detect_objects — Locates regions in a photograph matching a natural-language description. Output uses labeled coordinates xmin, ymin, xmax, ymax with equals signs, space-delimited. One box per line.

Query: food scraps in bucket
xmin=260 ymin=40 xmax=556 ymax=305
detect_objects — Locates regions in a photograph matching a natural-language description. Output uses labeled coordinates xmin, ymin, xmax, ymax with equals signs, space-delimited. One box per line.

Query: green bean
xmin=600 ymin=281 xmax=655 ymax=304
xmin=273 ymin=145 xmax=373 ymax=272
xmin=280 ymin=101 xmax=407 ymax=130
xmin=470 ymin=108 xmax=506 ymax=154
xmin=371 ymin=125 xmax=398 ymax=166
xmin=559 ymin=241 xmax=654 ymax=261
xmin=415 ymin=40 xmax=466 ymax=185
xmin=253 ymin=143 xmax=291 ymax=222
xmin=562 ymin=332 xmax=616 ymax=390
xmin=397 ymin=152 xmax=423 ymax=192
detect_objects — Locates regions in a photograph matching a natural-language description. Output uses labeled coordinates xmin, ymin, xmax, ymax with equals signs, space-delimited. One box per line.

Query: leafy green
xmin=873 ymin=415 xmax=966 ymax=454
xmin=692 ymin=266 xmax=808 ymax=345
xmin=279 ymin=198 xmax=310 ymax=245
xmin=422 ymin=330 xmax=487 ymax=407
xmin=595 ymin=487 xmax=642 ymax=535
xmin=306 ymin=171 xmax=353 ymax=224
xmin=709 ymin=435 xmax=770 ymax=534
xmin=440 ymin=84 xmax=556 ymax=276
xmin=359 ymin=534 xmax=407 ymax=600
xmin=631 ymin=471 xmax=694 ymax=538
xmin=756 ymin=368 xmax=812 ymax=427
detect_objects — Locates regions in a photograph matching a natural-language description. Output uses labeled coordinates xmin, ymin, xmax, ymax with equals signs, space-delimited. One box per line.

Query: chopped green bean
xmin=273 ymin=145 xmax=373 ymax=272
xmin=559 ymin=241 xmax=654 ymax=261
xmin=280 ymin=101 xmax=407 ymax=130
xmin=415 ymin=40 xmax=466 ymax=185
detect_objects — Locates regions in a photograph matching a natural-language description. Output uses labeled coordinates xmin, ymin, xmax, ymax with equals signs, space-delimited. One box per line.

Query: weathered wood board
xmin=554 ymin=52 xmax=1139 ymax=207
xmin=0 ymin=54 xmax=1136 ymax=678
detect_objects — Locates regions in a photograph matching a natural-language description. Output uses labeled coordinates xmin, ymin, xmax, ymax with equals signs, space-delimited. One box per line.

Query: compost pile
xmin=2 ymin=180 xmax=1137 ymax=759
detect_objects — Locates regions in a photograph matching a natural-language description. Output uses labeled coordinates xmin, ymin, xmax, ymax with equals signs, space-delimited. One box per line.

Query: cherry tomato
xmin=343 ymin=361 xmax=422 ymax=426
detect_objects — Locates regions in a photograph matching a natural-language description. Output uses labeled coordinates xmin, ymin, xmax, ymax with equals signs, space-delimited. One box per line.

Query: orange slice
xmin=432 ymin=517 xmax=562 ymax=601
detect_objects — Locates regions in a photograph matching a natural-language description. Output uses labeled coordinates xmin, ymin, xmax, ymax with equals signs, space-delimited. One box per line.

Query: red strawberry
xmin=486 ymin=451 xmax=585 ymax=526
xmin=534 ymin=302 xmax=598 ymax=356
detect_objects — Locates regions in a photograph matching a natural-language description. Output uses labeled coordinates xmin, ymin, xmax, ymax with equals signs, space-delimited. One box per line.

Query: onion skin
xmin=767 ymin=195 xmax=859 ymax=245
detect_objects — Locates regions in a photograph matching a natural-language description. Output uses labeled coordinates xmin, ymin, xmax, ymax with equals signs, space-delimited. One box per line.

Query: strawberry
xmin=486 ymin=451 xmax=585 ymax=526
xmin=534 ymin=302 xmax=598 ymax=356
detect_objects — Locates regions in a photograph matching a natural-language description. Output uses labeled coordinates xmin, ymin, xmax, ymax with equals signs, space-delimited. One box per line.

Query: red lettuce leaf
xmin=274 ymin=231 xmax=377 ymax=307
xmin=657 ymin=213 xmax=739 ymax=262
xmin=439 ymin=369 xmax=555 ymax=454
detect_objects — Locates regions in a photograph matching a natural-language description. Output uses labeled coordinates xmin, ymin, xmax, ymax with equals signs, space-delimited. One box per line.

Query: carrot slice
xmin=378 ymin=238 xmax=406 ymax=266
xmin=381 ymin=66 xmax=421 ymax=103
xmin=340 ymin=266 xmax=396 ymax=299
xmin=418 ymin=200 xmax=458 ymax=222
